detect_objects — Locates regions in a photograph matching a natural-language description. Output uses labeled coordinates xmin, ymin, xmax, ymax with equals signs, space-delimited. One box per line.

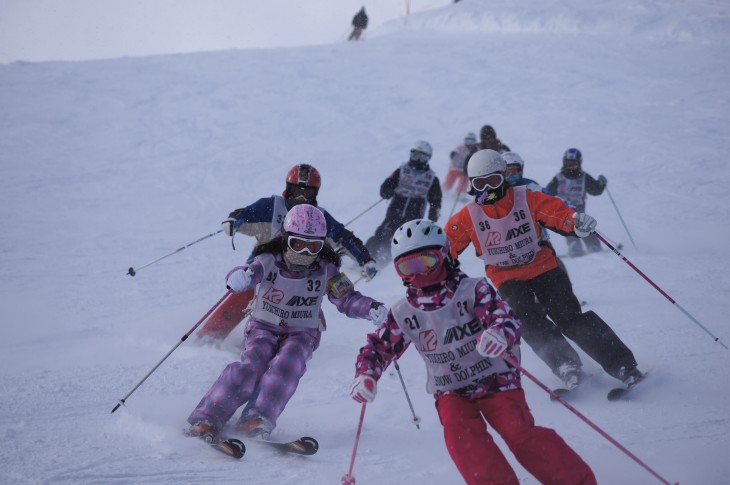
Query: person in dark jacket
xmin=348 ymin=7 xmax=369 ymax=41
xmin=477 ymin=125 xmax=511 ymax=153
xmin=545 ymin=148 xmax=608 ymax=257
xmin=365 ymin=140 xmax=442 ymax=265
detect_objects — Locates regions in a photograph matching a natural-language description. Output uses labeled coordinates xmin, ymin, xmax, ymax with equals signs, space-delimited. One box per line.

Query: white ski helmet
xmin=410 ymin=140 xmax=433 ymax=159
xmin=391 ymin=219 xmax=448 ymax=261
xmin=464 ymin=132 xmax=477 ymax=146
xmin=502 ymin=152 xmax=524 ymax=169
xmin=467 ymin=149 xmax=506 ymax=178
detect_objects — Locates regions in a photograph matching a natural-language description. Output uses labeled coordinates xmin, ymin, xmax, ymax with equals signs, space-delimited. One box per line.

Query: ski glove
xmin=573 ymin=212 xmax=597 ymax=238
xmin=226 ymin=266 xmax=253 ymax=292
xmin=360 ymin=261 xmax=378 ymax=281
xmin=221 ymin=217 xmax=237 ymax=237
xmin=369 ymin=303 xmax=389 ymax=327
xmin=350 ymin=375 xmax=377 ymax=403
xmin=476 ymin=327 xmax=508 ymax=358
xmin=597 ymin=175 xmax=607 ymax=186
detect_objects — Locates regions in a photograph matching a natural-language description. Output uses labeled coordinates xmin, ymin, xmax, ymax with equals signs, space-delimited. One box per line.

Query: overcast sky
xmin=0 ymin=0 xmax=446 ymax=64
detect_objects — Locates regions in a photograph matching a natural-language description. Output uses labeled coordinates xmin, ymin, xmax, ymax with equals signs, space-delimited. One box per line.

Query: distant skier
xmin=442 ymin=132 xmax=478 ymax=194
xmin=477 ymin=124 xmax=510 ymax=153
xmin=196 ymin=164 xmax=377 ymax=342
xmin=348 ymin=7 xmax=369 ymax=41
xmin=546 ymin=148 xmax=608 ymax=257
xmin=351 ymin=219 xmax=597 ymax=485
xmin=447 ymin=149 xmax=643 ymax=390
xmin=365 ymin=140 xmax=442 ymax=265
xmin=187 ymin=204 xmax=387 ymax=442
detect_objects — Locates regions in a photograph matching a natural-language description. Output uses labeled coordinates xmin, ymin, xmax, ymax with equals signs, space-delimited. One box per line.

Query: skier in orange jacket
xmin=446 ymin=149 xmax=642 ymax=390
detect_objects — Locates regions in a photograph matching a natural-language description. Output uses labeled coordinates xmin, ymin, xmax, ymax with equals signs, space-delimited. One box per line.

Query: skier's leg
xmin=565 ymin=235 xmax=584 ymax=257
xmin=187 ymin=323 xmax=279 ymax=431
xmin=239 ymin=328 xmax=320 ymax=430
xmin=535 ymin=268 xmax=638 ymax=379
xmin=482 ymin=389 xmax=596 ymax=485
xmin=196 ymin=289 xmax=254 ymax=341
xmin=498 ymin=279 xmax=582 ymax=379
xmin=436 ymin=394 xmax=519 ymax=485
xmin=583 ymin=232 xmax=602 ymax=252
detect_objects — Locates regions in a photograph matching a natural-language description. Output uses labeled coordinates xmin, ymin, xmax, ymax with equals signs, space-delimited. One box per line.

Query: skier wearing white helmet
xmin=365 ymin=140 xmax=443 ymax=265
xmin=447 ymin=149 xmax=642 ymax=391
xmin=351 ymin=219 xmax=596 ymax=485
xmin=186 ymin=204 xmax=387 ymax=444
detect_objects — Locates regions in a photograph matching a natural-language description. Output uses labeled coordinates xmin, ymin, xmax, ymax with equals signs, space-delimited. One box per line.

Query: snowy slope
xmin=1 ymin=1 xmax=729 ymax=484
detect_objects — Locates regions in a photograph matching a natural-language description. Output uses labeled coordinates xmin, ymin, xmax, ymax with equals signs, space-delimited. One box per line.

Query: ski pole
xmin=110 ymin=290 xmax=232 ymax=413
xmin=446 ymin=190 xmax=464 ymax=220
xmin=127 ymin=229 xmax=223 ymax=276
xmin=595 ymin=231 xmax=727 ymax=350
xmin=341 ymin=404 xmax=367 ymax=485
xmin=503 ymin=355 xmax=678 ymax=485
xmin=344 ymin=198 xmax=385 ymax=227
xmin=605 ymin=187 xmax=638 ymax=249
xmin=392 ymin=359 xmax=421 ymax=429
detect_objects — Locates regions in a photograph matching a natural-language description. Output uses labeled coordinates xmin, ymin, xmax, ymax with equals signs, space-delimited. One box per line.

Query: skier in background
xmin=447 ymin=149 xmax=643 ymax=391
xmin=187 ymin=204 xmax=387 ymax=442
xmin=546 ymin=148 xmax=608 ymax=257
xmin=477 ymin=124 xmax=511 ymax=153
xmin=365 ymin=140 xmax=442 ymax=265
xmin=442 ymin=132 xmax=478 ymax=194
xmin=351 ymin=219 xmax=597 ymax=485
xmin=197 ymin=164 xmax=377 ymax=342
xmin=348 ymin=7 xmax=369 ymax=41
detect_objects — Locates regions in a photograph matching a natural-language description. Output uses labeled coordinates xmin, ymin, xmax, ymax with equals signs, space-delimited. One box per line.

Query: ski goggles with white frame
xmin=287 ymin=235 xmax=325 ymax=255
xmin=470 ymin=173 xmax=504 ymax=192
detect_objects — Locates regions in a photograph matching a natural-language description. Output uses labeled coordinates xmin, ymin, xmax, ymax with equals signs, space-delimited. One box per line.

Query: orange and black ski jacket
xmin=446 ymin=188 xmax=577 ymax=288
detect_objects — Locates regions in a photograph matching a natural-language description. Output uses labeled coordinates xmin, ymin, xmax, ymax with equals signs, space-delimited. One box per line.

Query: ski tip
xmin=218 ymin=438 xmax=246 ymax=459
xmin=299 ymin=436 xmax=319 ymax=453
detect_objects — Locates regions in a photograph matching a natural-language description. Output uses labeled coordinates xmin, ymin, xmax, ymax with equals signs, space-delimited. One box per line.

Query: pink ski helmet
xmin=283 ymin=203 xmax=327 ymax=238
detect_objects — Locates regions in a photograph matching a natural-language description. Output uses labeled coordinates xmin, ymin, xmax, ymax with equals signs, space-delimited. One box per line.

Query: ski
xmin=184 ymin=427 xmax=246 ymax=459
xmin=252 ymin=436 xmax=319 ymax=456
xmin=550 ymin=387 xmax=577 ymax=401
xmin=607 ymin=372 xmax=648 ymax=401
xmin=210 ymin=438 xmax=246 ymax=459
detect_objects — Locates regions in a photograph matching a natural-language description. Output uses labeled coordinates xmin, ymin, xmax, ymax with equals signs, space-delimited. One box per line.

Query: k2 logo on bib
xmin=419 ymin=329 xmax=438 ymax=352
xmin=263 ymin=287 xmax=284 ymax=304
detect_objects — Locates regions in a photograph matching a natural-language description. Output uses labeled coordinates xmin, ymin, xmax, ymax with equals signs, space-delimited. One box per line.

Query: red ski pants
xmin=436 ymin=389 xmax=596 ymax=485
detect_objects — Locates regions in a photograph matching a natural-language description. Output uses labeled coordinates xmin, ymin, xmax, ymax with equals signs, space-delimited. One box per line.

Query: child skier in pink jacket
xmin=350 ymin=219 xmax=596 ymax=485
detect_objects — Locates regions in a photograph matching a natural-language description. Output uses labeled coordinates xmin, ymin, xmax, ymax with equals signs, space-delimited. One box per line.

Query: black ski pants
xmin=498 ymin=267 xmax=637 ymax=379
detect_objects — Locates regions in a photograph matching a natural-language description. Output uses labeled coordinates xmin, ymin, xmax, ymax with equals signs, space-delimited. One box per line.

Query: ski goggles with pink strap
xmin=394 ymin=249 xmax=443 ymax=278
xmin=287 ymin=235 xmax=324 ymax=255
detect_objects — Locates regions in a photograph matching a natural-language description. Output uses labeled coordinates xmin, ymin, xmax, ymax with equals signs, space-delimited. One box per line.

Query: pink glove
xmin=350 ymin=375 xmax=377 ymax=403
xmin=477 ymin=327 xmax=508 ymax=358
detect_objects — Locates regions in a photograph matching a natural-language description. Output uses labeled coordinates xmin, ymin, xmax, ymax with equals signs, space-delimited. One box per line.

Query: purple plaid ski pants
xmin=188 ymin=320 xmax=321 ymax=431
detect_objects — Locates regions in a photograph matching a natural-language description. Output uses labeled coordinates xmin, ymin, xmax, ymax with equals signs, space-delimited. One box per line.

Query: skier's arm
xmin=380 ymin=170 xmax=400 ymax=199
xmin=225 ymin=196 xmax=276 ymax=237
xmin=321 ymin=210 xmax=374 ymax=265
xmin=354 ymin=316 xmax=411 ymax=381
xmin=446 ymin=209 xmax=479 ymax=257
xmin=529 ymin=191 xmax=578 ymax=237
xmin=584 ymin=173 xmax=606 ymax=196
xmin=427 ymin=177 xmax=442 ymax=221
xmin=472 ymin=279 xmax=520 ymax=345
xmin=325 ymin=265 xmax=381 ymax=319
